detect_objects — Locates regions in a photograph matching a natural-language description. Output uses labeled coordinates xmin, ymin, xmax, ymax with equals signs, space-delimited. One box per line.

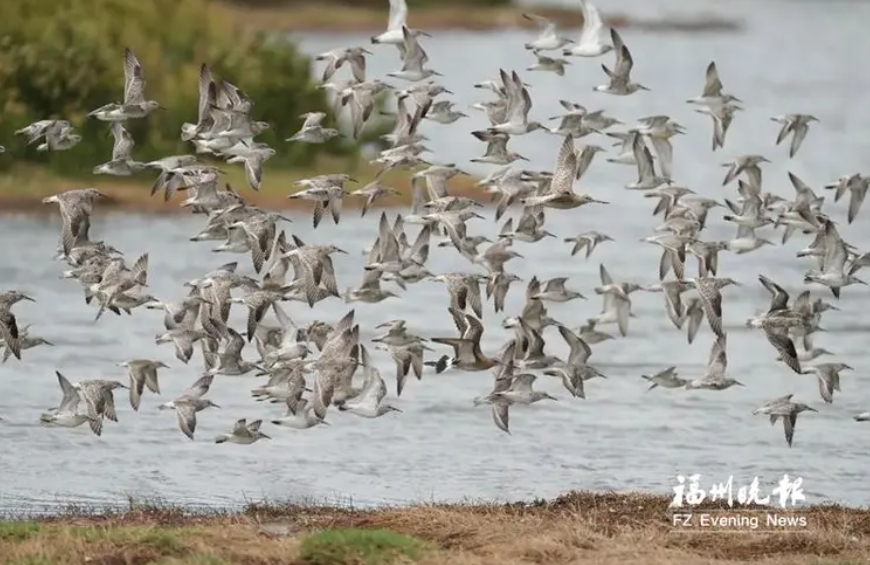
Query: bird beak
xmin=212 ymin=403 xmax=222 ymax=409
xmin=734 ymin=381 xmax=745 ymax=387
xmin=260 ymin=433 xmax=272 ymax=439
xmin=807 ymin=406 xmax=818 ymax=412
xmin=336 ymin=248 xmax=348 ymax=254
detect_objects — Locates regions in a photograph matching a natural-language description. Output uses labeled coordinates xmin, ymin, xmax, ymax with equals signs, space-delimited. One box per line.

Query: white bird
xmin=522 ymin=13 xmax=574 ymax=52
xmin=564 ymin=0 xmax=613 ymax=57
xmin=370 ymin=0 xmax=430 ymax=50
xmin=338 ymin=346 xmax=402 ymax=418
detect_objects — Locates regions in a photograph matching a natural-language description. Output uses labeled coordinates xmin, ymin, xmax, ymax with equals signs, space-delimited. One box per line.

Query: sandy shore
xmin=217 ymin=2 xmax=743 ymax=34
xmin=2 ymin=491 xmax=867 ymax=564
xmin=0 ymin=160 xmax=491 ymax=215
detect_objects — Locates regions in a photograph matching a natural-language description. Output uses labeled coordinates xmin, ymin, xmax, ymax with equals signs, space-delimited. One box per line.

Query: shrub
xmin=0 ymin=0 xmax=360 ymax=176
xmin=298 ymin=528 xmax=432 ymax=565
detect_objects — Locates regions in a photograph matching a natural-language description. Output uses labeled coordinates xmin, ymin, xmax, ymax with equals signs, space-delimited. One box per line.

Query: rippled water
xmin=3 ymin=0 xmax=870 ymax=512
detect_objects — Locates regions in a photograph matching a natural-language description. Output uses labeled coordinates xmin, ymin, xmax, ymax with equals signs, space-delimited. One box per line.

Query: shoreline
xmin=2 ymin=492 xmax=868 ymax=564
xmin=217 ymin=2 xmax=743 ymax=34
xmin=0 ymin=160 xmax=493 ymax=216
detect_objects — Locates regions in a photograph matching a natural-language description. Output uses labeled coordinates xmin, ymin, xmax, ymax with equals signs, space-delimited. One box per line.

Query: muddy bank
xmin=217 ymin=2 xmax=743 ymax=34
xmin=0 ymin=163 xmax=491 ymax=215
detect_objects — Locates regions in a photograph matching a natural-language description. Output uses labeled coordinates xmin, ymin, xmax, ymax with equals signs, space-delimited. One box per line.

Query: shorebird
xmin=0 ymin=291 xmax=36 ymax=361
xmin=641 ymin=366 xmax=689 ymax=391
xmin=686 ymin=61 xmax=742 ymax=110
xmin=470 ymin=130 xmax=529 ymax=165
xmin=530 ymin=277 xmax=585 ymax=303
xmin=386 ymin=26 xmax=440 ymax=82
xmin=339 ymin=346 xmax=402 ymax=418
xmin=521 ymin=134 xmax=609 ymax=209
xmin=370 ymin=0 xmax=430 ymax=48
xmin=73 ymin=379 xmax=129 ymax=433
xmin=41 ymin=188 xmax=107 ymax=258
xmin=564 ymin=231 xmax=613 ymax=258
xmin=722 ymin=154 xmax=769 ymax=190
xmin=686 ymin=276 xmax=741 ymax=338
xmin=493 ymin=373 xmax=558 ymax=404
xmin=314 ymin=46 xmax=371 ymax=83
xmin=696 ymin=102 xmax=742 ymax=151
xmin=745 ymin=274 xmax=809 ymax=374
xmin=645 ymin=280 xmax=693 ymax=329
xmin=822 ymin=173 xmax=869 ymax=225
xmin=526 ymin=53 xmax=571 ymax=76
xmin=685 ymin=335 xmax=744 ymax=390
xmin=286 ymin=112 xmax=339 ymax=144
xmin=158 ymin=378 xmax=221 ymax=439
xmin=771 ymin=114 xmax=818 ymax=158
xmin=594 ymin=29 xmax=650 ymax=95
xmin=753 ymin=394 xmax=817 ymax=447
xmin=803 ymin=220 xmax=866 ymax=298
xmin=430 ymin=308 xmax=497 ymax=373
xmin=215 ymin=418 xmax=271 ymax=444
xmin=272 ymin=397 xmax=328 ymax=430
xmin=0 ymin=324 xmax=53 ymax=363
xmin=487 ymin=70 xmax=544 ymax=135
xmin=425 ymin=100 xmax=467 ymax=125
xmin=522 ymin=13 xmax=574 ymax=52
xmin=801 ymin=363 xmax=852 ymax=404
xmin=563 ymin=0 xmax=613 ymax=57
xmin=473 ymin=344 xmax=519 ymax=434
xmin=92 ymin=122 xmax=146 ymax=176
xmin=117 ymin=359 xmax=169 ymax=411
xmin=40 ymin=372 xmax=102 ymax=436
xmin=576 ymin=319 xmax=614 ymax=344
xmin=88 ymin=48 xmax=163 ymax=121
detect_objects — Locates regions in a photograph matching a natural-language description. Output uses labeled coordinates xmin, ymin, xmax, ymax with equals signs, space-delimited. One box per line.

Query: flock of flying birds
xmin=2 ymin=0 xmax=870 ymax=450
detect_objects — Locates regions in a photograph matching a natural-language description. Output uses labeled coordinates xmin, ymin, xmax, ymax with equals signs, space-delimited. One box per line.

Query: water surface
xmin=2 ymin=0 xmax=870 ymax=513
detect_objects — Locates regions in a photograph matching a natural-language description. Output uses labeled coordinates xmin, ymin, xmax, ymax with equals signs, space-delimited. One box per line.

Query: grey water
xmin=2 ymin=0 xmax=870 ymax=513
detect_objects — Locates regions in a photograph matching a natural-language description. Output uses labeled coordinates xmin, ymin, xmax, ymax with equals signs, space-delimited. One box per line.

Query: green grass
xmin=298 ymin=528 xmax=433 ymax=565
xmin=0 ymin=522 xmax=39 ymax=542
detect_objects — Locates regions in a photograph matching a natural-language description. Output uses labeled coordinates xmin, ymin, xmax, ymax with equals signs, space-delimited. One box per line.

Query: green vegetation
xmin=0 ymin=0 xmax=365 ymax=178
xmin=298 ymin=528 xmax=432 ymax=565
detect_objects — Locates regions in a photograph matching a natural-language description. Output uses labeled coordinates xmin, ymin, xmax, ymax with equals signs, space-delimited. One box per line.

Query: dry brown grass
xmin=2 ymin=492 xmax=869 ymax=565
xmin=214 ymin=1 xmax=742 ymax=34
xmin=0 ymin=158 xmax=490 ymax=215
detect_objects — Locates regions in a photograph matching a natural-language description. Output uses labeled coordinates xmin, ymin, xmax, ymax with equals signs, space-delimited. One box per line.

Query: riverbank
xmin=2 ymin=492 xmax=868 ymax=565
xmin=217 ymin=1 xmax=743 ymax=34
xmin=0 ymin=159 xmax=490 ymax=215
